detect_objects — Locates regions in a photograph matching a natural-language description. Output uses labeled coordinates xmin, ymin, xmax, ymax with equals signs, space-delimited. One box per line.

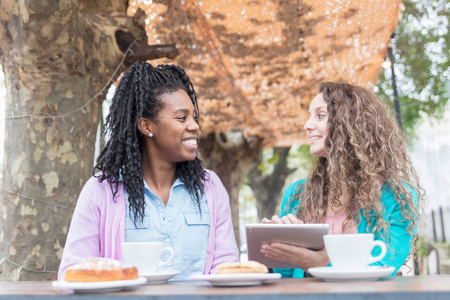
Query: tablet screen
xmin=245 ymin=223 xmax=329 ymax=269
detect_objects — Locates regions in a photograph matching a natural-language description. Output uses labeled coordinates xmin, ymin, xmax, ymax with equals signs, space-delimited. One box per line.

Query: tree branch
xmin=115 ymin=30 xmax=179 ymax=64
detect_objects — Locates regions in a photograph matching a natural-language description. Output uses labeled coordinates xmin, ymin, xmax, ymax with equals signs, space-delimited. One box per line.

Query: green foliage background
xmin=377 ymin=0 xmax=449 ymax=140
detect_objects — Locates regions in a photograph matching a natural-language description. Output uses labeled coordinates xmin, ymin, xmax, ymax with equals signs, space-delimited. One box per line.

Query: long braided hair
xmin=290 ymin=82 xmax=423 ymax=252
xmin=94 ymin=61 xmax=207 ymax=226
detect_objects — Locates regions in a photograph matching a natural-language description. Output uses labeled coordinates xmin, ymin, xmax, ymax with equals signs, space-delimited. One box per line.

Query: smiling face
xmin=304 ymin=93 xmax=329 ymax=158
xmin=146 ymin=89 xmax=199 ymax=164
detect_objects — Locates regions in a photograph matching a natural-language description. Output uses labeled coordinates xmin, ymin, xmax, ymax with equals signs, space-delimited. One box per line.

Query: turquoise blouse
xmin=274 ymin=178 xmax=418 ymax=278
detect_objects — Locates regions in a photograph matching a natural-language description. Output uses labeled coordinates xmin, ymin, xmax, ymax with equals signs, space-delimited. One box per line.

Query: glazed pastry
xmin=64 ymin=257 xmax=138 ymax=282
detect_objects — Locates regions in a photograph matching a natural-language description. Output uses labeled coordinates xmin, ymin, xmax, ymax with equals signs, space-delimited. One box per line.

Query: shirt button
xmin=168 ymin=217 xmax=172 ymax=221
xmin=207 ymin=249 xmax=212 ymax=253
xmin=165 ymin=238 xmax=171 ymax=243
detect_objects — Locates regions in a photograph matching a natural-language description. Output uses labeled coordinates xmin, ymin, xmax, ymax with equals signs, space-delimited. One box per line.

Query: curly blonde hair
xmin=293 ymin=82 xmax=423 ymax=253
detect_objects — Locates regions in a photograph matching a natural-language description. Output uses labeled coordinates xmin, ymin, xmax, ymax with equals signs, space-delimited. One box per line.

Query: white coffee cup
xmin=323 ymin=233 xmax=387 ymax=270
xmin=121 ymin=242 xmax=174 ymax=275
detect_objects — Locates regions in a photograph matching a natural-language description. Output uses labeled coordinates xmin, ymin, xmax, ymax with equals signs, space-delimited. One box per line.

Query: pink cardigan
xmin=58 ymin=170 xmax=239 ymax=279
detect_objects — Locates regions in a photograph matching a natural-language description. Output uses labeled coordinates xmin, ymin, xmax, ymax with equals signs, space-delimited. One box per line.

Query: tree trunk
xmin=0 ymin=0 xmax=177 ymax=281
xmin=248 ymin=146 xmax=295 ymax=220
xmin=199 ymin=132 xmax=264 ymax=249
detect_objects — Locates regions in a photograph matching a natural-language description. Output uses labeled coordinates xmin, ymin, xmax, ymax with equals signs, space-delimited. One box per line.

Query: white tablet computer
xmin=245 ymin=223 xmax=330 ymax=269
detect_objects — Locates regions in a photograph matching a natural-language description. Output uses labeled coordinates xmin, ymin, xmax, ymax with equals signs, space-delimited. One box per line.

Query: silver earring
xmin=148 ymin=133 xmax=153 ymax=137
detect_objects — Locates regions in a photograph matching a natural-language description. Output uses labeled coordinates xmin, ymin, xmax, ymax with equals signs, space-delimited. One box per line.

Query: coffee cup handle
xmin=368 ymin=240 xmax=387 ymax=264
xmin=159 ymin=247 xmax=174 ymax=267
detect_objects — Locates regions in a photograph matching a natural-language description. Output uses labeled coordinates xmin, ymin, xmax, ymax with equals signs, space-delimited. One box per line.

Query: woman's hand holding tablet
xmin=260 ymin=237 xmax=330 ymax=271
xmin=261 ymin=214 xmax=304 ymax=224
xmin=245 ymin=221 xmax=330 ymax=269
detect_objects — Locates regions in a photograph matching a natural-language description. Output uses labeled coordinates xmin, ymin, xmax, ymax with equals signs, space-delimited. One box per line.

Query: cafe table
xmin=1 ymin=275 xmax=450 ymax=300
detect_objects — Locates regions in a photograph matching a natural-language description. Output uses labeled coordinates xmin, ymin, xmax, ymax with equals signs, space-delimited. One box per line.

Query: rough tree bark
xmin=199 ymin=132 xmax=264 ymax=247
xmin=0 ymin=0 xmax=178 ymax=281
xmin=247 ymin=146 xmax=295 ymax=220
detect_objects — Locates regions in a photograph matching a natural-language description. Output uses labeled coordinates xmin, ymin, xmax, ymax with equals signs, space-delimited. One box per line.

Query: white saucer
xmin=308 ymin=266 xmax=395 ymax=282
xmin=191 ymin=273 xmax=281 ymax=287
xmin=52 ymin=277 xmax=146 ymax=293
xmin=140 ymin=270 xmax=181 ymax=284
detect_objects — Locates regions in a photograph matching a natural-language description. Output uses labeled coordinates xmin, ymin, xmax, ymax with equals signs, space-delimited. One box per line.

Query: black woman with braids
xmin=58 ymin=61 xmax=238 ymax=281
xmin=261 ymin=82 xmax=423 ymax=278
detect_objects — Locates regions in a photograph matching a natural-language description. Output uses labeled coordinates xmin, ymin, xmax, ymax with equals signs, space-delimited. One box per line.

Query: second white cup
xmin=121 ymin=242 xmax=174 ymax=275
xmin=323 ymin=233 xmax=387 ymax=270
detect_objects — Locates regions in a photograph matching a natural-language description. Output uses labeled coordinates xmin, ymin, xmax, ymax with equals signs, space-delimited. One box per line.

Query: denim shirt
xmin=125 ymin=178 xmax=210 ymax=281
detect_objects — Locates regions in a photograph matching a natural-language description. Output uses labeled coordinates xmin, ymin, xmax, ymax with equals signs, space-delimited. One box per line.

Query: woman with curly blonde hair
xmin=261 ymin=82 xmax=423 ymax=278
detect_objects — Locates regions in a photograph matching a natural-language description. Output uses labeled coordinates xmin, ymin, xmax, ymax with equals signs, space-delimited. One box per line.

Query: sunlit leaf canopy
xmin=128 ymin=0 xmax=403 ymax=147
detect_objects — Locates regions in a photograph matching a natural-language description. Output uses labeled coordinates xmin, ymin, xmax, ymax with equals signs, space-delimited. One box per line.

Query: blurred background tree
xmin=246 ymin=145 xmax=314 ymax=221
xmin=377 ymin=0 xmax=449 ymax=139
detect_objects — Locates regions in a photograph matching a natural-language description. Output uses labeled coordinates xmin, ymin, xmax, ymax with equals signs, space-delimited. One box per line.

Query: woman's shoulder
xmin=279 ymin=178 xmax=307 ymax=216
xmin=284 ymin=178 xmax=308 ymax=196
xmin=82 ymin=173 xmax=122 ymax=194
xmin=203 ymin=169 xmax=215 ymax=178
xmin=201 ymin=169 xmax=222 ymax=191
xmin=288 ymin=178 xmax=308 ymax=186
xmin=382 ymin=181 xmax=418 ymax=195
xmin=202 ymin=169 xmax=223 ymax=184
xmin=381 ymin=181 xmax=419 ymax=205
xmin=79 ymin=173 xmax=124 ymax=207
xmin=85 ymin=173 xmax=109 ymax=187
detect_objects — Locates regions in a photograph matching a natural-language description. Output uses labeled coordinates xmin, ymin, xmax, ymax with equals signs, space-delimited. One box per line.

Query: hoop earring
xmin=148 ymin=133 xmax=153 ymax=137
